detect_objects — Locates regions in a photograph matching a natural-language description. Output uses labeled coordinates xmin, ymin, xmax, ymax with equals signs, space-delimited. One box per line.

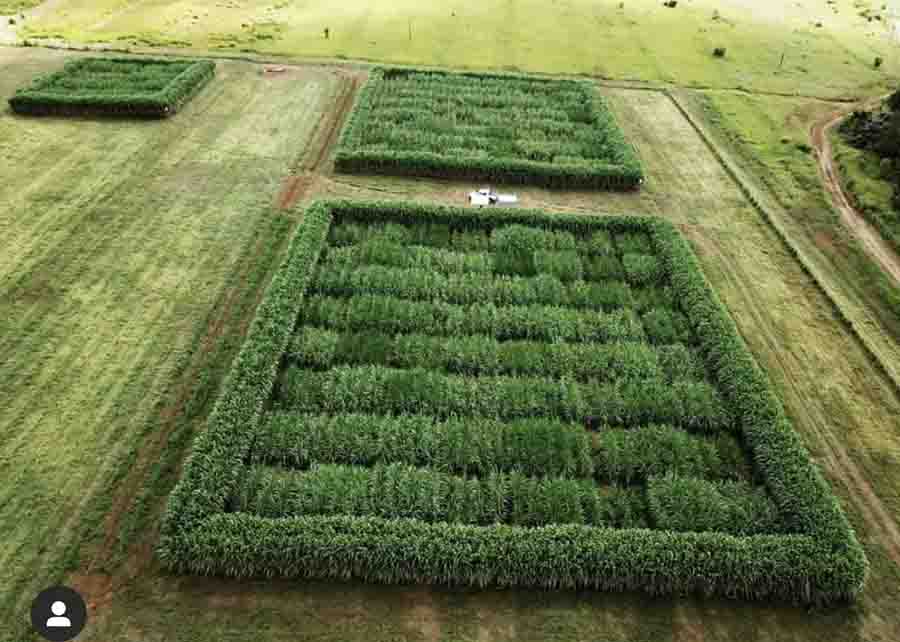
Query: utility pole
xmin=408 ymin=18 xmax=412 ymax=42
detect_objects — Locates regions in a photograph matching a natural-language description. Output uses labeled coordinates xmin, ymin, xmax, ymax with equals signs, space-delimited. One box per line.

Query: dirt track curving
xmin=810 ymin=98 xmax=900 ymax=285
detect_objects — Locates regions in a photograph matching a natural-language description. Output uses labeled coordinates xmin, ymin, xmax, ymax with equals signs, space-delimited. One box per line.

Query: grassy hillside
xmin=14 ymin=0 xmax=900 ymax=97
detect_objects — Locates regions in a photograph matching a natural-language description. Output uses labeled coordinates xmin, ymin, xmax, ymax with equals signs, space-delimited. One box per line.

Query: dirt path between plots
xmin=275 ymin=71 xmax=362 ymax=210
xmin=689 ymin=228 xmax=900 ymax=569
xmin=810 ymin=96 xmax=900 ymax=285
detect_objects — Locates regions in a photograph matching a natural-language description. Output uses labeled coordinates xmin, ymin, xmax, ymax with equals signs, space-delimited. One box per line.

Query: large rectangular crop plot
xmin=335 ymin=68 xmax=643 ymax=189
xmin=9 ymin=57 xmax=215 ymax=118
xmin=160 ymin=200 xmax=866 ymax=604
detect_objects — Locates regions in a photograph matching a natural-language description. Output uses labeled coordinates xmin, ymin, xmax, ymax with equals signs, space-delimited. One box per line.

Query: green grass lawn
xmin=15 ymin=0 xmax=900 ymax=98
xmin=0 ymin=48 xmax=338 ymax=639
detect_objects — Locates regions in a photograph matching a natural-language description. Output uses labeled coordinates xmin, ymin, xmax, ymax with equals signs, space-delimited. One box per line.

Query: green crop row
xmin=301 ymin=294 xmax=646 ymax=343
xmin=324 ymin=241 xmax=494 ymax=275
xmin=313 ymin=263 xmax=657 ymax=311
xmin=9 ymin=57 xmax=215 ymax=118
xmin=278 ymin=365 xmax=731 ymax=431
xmin=252 ymin=413 xmax=594 ymax=478
xmin=252 ymin=412 xmax=739 ymax=485
xmin=234 ymin=463 xmax=647 ymax=529
xmin=328 ymin=221 xmax=651 ymax=262
xmin=647 ymin=475 xmax=784 ymax=536
xmin=335 ymin=68 xmax=643 ymax=189
xmin=288 ymin=327 xmax=703 ymax=382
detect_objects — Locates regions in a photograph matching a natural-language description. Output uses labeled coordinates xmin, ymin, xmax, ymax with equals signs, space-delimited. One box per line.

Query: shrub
xmin=713 ymin=47 xmax=727 ymax=58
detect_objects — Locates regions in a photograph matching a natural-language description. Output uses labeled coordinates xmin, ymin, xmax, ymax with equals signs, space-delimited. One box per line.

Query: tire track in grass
xmin=689 ymin=227 xmax=900 ymax=569
xmin=276 ymin=71 xmax=363 ymax=210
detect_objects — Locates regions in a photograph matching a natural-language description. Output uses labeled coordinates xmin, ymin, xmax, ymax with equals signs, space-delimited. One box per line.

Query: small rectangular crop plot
xmin=9 ymin=57 xmax=215 ymax=118
xmin=335 ymin=68 xmax=643 ymax=190
xmin=160 ymin=201 xmax=866 ymax=605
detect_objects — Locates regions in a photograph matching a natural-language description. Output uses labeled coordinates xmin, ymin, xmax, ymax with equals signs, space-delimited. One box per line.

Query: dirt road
xmin=810 ymin=98 xmax=900 ymax=284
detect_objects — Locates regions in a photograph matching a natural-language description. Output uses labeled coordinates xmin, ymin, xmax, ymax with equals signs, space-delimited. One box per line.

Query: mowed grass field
xmin=1 ymin=53 xmax=888 ymax=639
xmin=0 ymin=47 xmax=341 ymax=638
xmin=12 ymin=0 xmax=900 ymax=97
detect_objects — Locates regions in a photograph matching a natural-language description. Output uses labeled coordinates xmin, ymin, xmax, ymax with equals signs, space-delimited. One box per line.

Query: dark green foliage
xmin=314 ymin=263 xmax=637 ymax=311
xmin=647 ymin=475 xmax=784 ymax=536
xmin=584 ymin=254 xmax=625 ymax=281
xmin=641 ymin=307 xmax=693 ymax=344
xmin=9 ymin=57 xmax=215 ymax=118
xmin=622 ymin=253 xmax=662 ymax=286
xmin=582 ymin=229 xmax=615 ymax=256
xmin=324 ymin=241 xmax=493 ymax=275
xmin=491 ymin=225 xmax=577 ymax=252
xmin=614 ymin=231 xmax=653 ymax=255
xmin=253 ymin=413 xmax=594 ymax=478
xmin=837 ymin=100 xmax=900 ymax=252
xmin=335 ymin=68 xmax=644 ymax=189
xmin=593 ymin=425 xmax=727 ymax=483
xmin=534 ymin=251 xmax=584 ymax=282
xmin=657 ymin=343 xmax=706 ymax=381
xmin=236 ymin=463 xmax=639 ymax=528
xmin=279 ymin=365 xmax=731 ymax=430
xmin=289 ymin=329 xmax=677 ymax=382
xmin=301 ymin=294 xmax=646 ymax=343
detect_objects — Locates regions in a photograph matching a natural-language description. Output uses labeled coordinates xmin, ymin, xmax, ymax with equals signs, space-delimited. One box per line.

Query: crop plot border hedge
xmin=159 ymin=200 xmax=866 ymax=605
xmin=9 ymin=57 xmax=216 ymax=118
xmin=334 ymin=68 xmax=644 ymax=190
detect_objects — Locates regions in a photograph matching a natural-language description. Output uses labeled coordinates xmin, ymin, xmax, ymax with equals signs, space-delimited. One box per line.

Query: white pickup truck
xmin=467 ymin=187 xmax=518 ymax=207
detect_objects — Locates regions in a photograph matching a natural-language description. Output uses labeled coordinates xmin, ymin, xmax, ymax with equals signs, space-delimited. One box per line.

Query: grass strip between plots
xmin=159 ymin=200 xmax=867 ymax=605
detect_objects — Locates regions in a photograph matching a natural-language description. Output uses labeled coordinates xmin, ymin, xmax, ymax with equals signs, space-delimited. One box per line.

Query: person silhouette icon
xmin=31 ymin=585 xmax=87 ymax=641
xmin=46 ymin=601 xmax=71 ymax=628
